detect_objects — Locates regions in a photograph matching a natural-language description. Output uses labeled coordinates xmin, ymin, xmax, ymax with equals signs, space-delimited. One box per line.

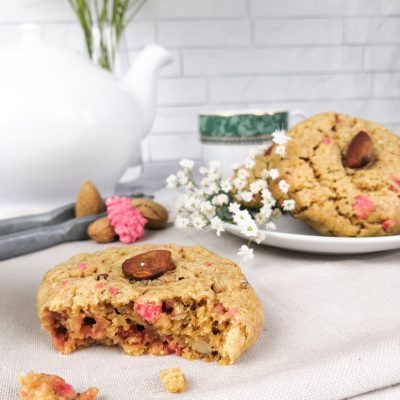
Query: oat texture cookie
xmin=37 ymin=244 xmax=264 ymax=365
xmin=268 ymin=112 xmax=400 ymax=236
xmin=19 ymin=372 xmax=98 ymax=400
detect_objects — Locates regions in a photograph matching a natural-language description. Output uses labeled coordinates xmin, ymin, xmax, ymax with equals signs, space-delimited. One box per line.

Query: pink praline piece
xmin=106 ymin=196 xmax=147 ymax=244
xmin=382 ymin=219 xmax=396 ymax=232
xmin=322 ymin=137 xmax=333 ymax=145
xmin=352 ymin=196 xmax=375 ymax=220
xmin=134 ymin=301 xmax=162 ymax=323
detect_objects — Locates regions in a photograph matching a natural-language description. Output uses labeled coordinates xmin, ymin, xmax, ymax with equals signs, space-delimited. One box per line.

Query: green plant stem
xmin=68 ymin=0 xmax=147 ymax=71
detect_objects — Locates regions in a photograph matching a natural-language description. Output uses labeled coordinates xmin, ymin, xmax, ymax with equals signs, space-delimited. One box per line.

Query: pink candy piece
xmin=95 ymin=282 xmax=105 ymax=289
xmin=205 ymin=261 xmax=213 ymax=267
xmin=352 ymin=196 xmax=375 ymax=220
xmin=134 ymin=301 xmax=162 ymax=323
xmin=322 ymin=137 xmax=333 ymax=145
xmin=53 ymin=381 xmax=74 ymax=399
xmin=214 ymin=303 xmax=225 ymax=314
xmin=79 ymin=263 xmax=88 ymax=270
xmin=227 ymin=307 xmax=239 ymax=317
xmin=108 ymin=287 xmax=119 ymax=297
xmin=106 ymin=196 xmax=147 ymax=244
xmin=382 ymin=219 xmax=396 ymax=232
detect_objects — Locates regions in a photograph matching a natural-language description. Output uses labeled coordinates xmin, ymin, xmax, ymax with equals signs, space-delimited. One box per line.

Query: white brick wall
xmin=0 ymin=0 xmax=399 ymax=162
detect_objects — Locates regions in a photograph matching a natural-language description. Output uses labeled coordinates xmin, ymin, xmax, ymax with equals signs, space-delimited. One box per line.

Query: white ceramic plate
xmin=224 ymin=215 xmax=400 ymax=255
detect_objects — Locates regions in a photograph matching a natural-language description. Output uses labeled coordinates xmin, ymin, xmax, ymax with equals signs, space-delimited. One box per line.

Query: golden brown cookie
xmin=36 ymin=244 xmax=264 ymax=365
xmin=268 ymin=112 xmax=400 ymax=236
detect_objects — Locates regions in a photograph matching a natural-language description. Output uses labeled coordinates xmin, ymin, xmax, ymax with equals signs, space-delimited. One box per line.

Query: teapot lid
xmin=0 ymin=23 xmax=97 ymax=71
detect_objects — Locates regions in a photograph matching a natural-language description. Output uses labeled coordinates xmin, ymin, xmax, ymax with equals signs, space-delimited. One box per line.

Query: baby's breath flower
xmin=240 ymin=191 xmax=253 ymax=203
xmin=233 ymin=178 xmax=246 ymax=191
xmin=228 ymin=202 xmax=241 ymax=214
xmin=166 ymin=174 xmax=178 ymax=188
xmin=176 ymin=170 xmax=189 ymax=186
xmin=233 ymin=209 xmax=253 ymax=226
xmin=212 ymin=194 xmax=229 ymax=206
xmin=208 ymin=160 xmax=221 ymax=171
xmin=250 ymin=179 xmax=267 ymax=194
xmin=237 ymin=168 xmax=249 ymax=180
xmin=199 ymin=166 xmax=208 ymax=175
xmin=221 ymin=179 xmax=232 ymax=193
xmin=192 ymin=215 xmax=208 ymax=229
xmin=261 ymin=188 xmax=274 ymax=202
xmin=179 ymin=159 xmax=194 ymax=170
xmin=275 ymin=145 xmax=286 ymax=157
xmin=175 ymin=215 xmax=190 ymax=228
xmin=210 ymin=216 xmax=225 ymax=236
xmin=278 ymin=179 xmax=290 ymax=194
xmin=167 ymin=149 xmax=295 ymax=261
xmin=266 ymin=221 xmax=277 ymax=230
xmin=272 ymin=129 xmax=290 ymax=146
xmin=231 ymin=162 xmax=241 ymax=170
xmin=282 ymin=199 xmax=296 ymax=211
xmin=244 ymin=157 xmax=256 ymax=169
xmin=240 ymin=220 xmax=258 ymax=238
xmin=259 ymin=205 xmax=273 ymax=220
xmin=238 ymin=245 xmax=254 ymax=262
xmin=268 ymin=169 xmax=280 ymax=180
xmin=255 ymin=230 xmax=267 ymax=244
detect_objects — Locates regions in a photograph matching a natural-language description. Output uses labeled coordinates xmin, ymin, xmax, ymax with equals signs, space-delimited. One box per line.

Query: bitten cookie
xmin=268 ymin=112 xmax=400 ymax=236
xmin=36 ymin=244 xmax=264 ymax=365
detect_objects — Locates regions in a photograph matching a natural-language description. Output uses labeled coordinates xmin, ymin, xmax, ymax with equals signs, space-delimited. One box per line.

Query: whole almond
xmin=75 ymin=180 xmax=105 ymax=217
xmin=131 ymin=198 xmax=169 ymax=229
xmin=345 ymin=131 xmax=374 ymax=169
xmin=87 ymin=217 xmax=117 ymax=243
xmin=122 ymin=250 xmax=176 ymax=280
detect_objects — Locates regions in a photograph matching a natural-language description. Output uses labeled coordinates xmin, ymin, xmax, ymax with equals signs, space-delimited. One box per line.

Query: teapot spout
xmin=122 ymin=44 xmax=172 ymax=136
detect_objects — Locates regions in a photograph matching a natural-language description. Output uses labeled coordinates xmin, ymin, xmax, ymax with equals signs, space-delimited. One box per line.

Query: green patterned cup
xmin=199 ymin=110 xmax=305 ymax=174
xmin=199 ymin=110 xmax=303 ymax=144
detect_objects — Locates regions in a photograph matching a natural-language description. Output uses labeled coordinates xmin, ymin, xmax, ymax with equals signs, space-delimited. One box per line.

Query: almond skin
xmin=131 ymin=198 xmax=169 ymax=229
xmin=87 ymin=217 xmax=117 ymax=243
xmin=122 ymin=250 xmax=176 ymax=280
xmin=345 ymin=131 xmax=374 ymax=169
xmin=75 ymin=180 xmax=105 ymax=217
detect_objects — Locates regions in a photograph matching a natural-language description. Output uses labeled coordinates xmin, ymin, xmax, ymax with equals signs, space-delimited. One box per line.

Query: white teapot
xmin=0 ymin=25 xmax=171 ymax=214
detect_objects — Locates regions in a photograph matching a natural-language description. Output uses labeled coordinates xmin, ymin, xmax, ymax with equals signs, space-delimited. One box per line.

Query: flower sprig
xmin=166 ymin=129 xmax=295 ymax=261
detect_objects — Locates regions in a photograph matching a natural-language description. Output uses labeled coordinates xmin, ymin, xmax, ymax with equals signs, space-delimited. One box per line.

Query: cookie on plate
xmin=37 ymin=244 xmax=264 ymax=365
xmin=19 ymin=372 xmax=98 ymax=400
xmin=268 ymin=112 xmax=400 ymax=236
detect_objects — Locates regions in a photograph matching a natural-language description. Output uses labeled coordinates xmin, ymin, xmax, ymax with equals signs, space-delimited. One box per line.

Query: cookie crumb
xmin=159 ymin=368 xmax=187 ymax=393
xmin=19 ymin=371 xmax=98 ymax=399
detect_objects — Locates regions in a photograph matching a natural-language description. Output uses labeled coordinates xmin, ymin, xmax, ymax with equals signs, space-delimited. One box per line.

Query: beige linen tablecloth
xmin=1 ymin=222 xmax=400 ymax=399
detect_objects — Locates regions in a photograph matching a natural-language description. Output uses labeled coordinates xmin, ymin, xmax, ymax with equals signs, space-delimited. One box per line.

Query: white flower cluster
xmin=166 ymin=129 xmax=296 ymax=262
